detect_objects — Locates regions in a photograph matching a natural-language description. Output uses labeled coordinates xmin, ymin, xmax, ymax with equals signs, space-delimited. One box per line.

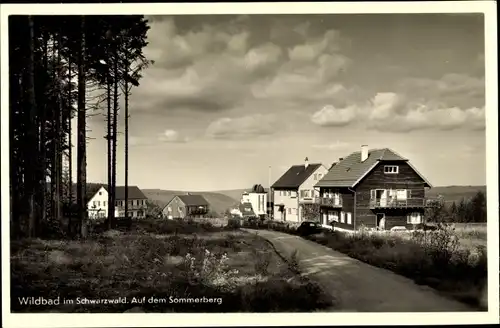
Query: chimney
xmin=361 ymin=145 xmax=368 ymax=162
xmin=339 ymin=157 xmax=343 ymax=161
xmin=304 ymin=157 xmax=309 ymax=169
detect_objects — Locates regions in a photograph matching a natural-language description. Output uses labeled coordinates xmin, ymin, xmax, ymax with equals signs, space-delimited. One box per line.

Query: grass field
xmin=11 ymin=219 xmax=333 ymax=313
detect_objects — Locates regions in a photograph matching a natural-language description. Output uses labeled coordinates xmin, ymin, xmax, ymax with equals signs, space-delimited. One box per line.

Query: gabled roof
xmin=85 ymin=185 xmax=147 ymax=200
xmin=271 ymin=163 xmax=322 ymax=189
xmin=177 ymin=194 xmax=209 ymax=207
xmin=71 ymin=184 xmax=147 ymax=204
xmin=315 ymin=148 xmax=431 ymax=188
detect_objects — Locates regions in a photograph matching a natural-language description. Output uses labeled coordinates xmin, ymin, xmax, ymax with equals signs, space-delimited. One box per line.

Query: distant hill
xmin=427 ymin=185 xmax=486 ymax=204
xmin=214 ymin=188 xmax=270 ymax=201
xmin=142 ymin=189 xmax=240 ymax=216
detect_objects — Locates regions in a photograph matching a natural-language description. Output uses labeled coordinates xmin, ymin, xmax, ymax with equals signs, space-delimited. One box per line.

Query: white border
xmin=1 ymin=2 xmax=498 ymax=327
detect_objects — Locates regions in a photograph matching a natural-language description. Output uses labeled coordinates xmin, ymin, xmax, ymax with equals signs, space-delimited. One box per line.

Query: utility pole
xmin=268 ymin=165 xmax=272 ymax=219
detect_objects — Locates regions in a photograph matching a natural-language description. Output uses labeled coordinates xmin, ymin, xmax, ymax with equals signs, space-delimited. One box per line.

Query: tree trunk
xmin=26 ymin=15 xmax=38 ymax=238
xmin=111 ymin=45 xmax=119 ymax=228
xmin=124 ymin=59 xmax=129 ymax=222
xmin=36 ymin=32 xmax=48 ymax=236
xmin=107 ymin=64 xmax=113 ymax=229
xmin=55 ymin=30 xmax=63 ymax=229
xmin=76 ymin=15 xmax=87 ymax=238
xmin=67 ymin=55 xmax=73 ymax=236
xmin=9 ymin=18 xmax=23 ymax=239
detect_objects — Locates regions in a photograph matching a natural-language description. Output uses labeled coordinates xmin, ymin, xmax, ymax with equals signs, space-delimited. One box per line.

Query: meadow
xmin=10 ymin=219 xmax=333 ymax=313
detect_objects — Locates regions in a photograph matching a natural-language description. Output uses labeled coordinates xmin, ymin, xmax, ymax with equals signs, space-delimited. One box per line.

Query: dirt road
xmin=245 ymin=229 xmax=473 ymax=312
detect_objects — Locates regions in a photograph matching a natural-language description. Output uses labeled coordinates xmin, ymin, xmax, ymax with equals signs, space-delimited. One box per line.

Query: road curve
xmin=245 ymin=229 xmax=473 ymax=312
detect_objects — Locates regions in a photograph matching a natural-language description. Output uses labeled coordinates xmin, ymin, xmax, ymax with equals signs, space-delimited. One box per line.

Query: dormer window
xmin=384 ymin=165 xmax=399 ymax=174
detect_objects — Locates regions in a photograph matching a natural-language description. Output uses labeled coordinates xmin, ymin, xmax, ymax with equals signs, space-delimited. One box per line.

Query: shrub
xmin=227 ymin=218 xmax=242 ymax=229
xmin=253 ymin=250 xmax=272 ymax=276
xmin=182 ymin=249 xmax=240 ymax=291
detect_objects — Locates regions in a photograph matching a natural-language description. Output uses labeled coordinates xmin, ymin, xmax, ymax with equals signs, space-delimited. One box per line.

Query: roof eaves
xmin=406 ymin=161 xmax=433 ymax=188
xmin=351 ymin=161 xmax=380 ymax=188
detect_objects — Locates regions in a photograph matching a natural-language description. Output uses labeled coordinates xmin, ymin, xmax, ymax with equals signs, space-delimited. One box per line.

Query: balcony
xmin=299 ymin=197 xmax=316 ymax=204
xmin=315 ymin=197 xmax=343 ymax=208
xmin=369 ymin=198 xmax=426 ymax=209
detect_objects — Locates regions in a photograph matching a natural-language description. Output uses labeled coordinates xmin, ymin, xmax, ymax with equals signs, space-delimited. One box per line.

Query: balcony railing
xmin=315 ymin=197 xmax=343 ymax=207
xmin=369 ymin=198 xmax=426 ymax=209
xmin=299 ymin=197 xmax=316 ymax=204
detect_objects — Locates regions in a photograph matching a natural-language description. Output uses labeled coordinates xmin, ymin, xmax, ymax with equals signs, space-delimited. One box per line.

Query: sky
xmin=74 ymin=13 xmax=486 ymax=191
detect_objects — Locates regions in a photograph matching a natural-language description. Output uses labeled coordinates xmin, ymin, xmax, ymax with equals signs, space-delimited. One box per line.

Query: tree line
xmin=9 ymin=15 xmax=152 ymax=239
xmin=426 ymin=191 xmax=487 ymax=224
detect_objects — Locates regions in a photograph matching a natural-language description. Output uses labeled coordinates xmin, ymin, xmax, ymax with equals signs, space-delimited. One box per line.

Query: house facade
xmin=271 ymin=158 xmax=328 ymax=223
xmin=162 ymin=194 xmax=209 ymax=219
xmin=87 ymin=185 xmax=148 ymax=219
xmin=240 ymin=184 xmax=268 ymax=218
xmin=315 ymin=145 xmax=432 ymax=231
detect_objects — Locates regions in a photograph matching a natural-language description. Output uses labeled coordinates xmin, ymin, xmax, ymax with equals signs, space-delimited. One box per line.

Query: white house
xmin=271 ymin=157 xmax=328 ymax=223
xmin=240 ymin=184 xmax=268 ymax=217
xmin=86 ymin=185 xmax=148 ymax=219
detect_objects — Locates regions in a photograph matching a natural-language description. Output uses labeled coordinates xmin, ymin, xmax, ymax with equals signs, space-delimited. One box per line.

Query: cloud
xmin=205 ymin=114 xmax=276 ymax=139
xmin=132 ymin=17 xmax=351 ymax=117
xmin=397 ymin=73 xmax=485 ymax=109
xmin=310 ymin=72 xmax=486 ymax=132
xmin=133 ymin=16 xmax=484 ymax=137
xmin=364 ymin=92 xmax=485 ymax=132
xmin=158 ymin=129 xmax=189 ymax=143
xmin=311 ymin=104 xmax=359 ymax=127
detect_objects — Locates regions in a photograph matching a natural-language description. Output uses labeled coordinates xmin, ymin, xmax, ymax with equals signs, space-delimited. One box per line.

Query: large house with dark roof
xmin=271 ymin=157 xmax=328 ymax=222
xmin=86 ymin=185 xmax=148 ymax=219
xmin=162 ymin=194 xmax=210 ymax=219
xmin=315 ymin=145 xmax=432 ymax=231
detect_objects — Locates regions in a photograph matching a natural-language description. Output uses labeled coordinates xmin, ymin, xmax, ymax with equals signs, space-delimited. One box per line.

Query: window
xmin=346 ymin=212 xmax=352 ymax=224
xmin=93 ymin=201 xmax=96 ymax=207
xmin=167 ymin=206 xmax=172 ymax=212
xmin=396 ymin=189 xmax=407 ymax=200
xmin=329 ymin=211 xmax=339 ymax=222
xmin=97 ymin=201 xmax=100 ymax=207
xmin=98 ymin=191 xmax=102 ymax=196
xmin=318 ymin=173 xmax=323 ymax=179
xmin=103 ymin=201 xmax=107 ymax=206
xmin=407 ymin=212 xmax=422 ymax=224
xmin=384 ymin=165 xmax=399 ymax=174
xmin=288 ymin=208 xmax=291 ymax=214
xmin=314 ymin=174 xmax=318 ymax=180
xmin=340 ymin=211 xmax=345 ymax=223
xmin=287 ymin=190 xmax=291 ymax=196
xmin=301 ymin=189 xmax=311 ymax=198
xmin=291 ymin=191 xmax=297 ymax=198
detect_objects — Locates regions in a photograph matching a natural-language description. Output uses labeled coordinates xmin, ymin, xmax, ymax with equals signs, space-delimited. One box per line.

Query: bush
xmin=227 ymin=218 xmax=242 ymax=229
